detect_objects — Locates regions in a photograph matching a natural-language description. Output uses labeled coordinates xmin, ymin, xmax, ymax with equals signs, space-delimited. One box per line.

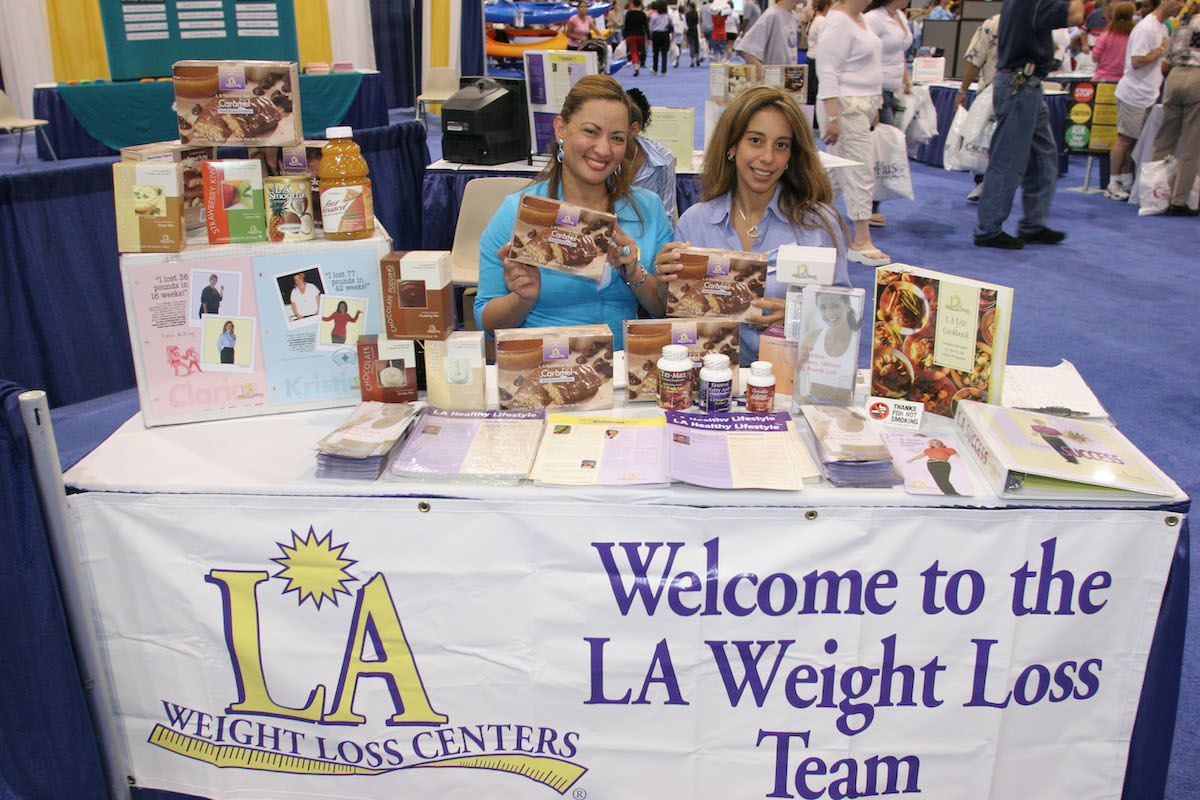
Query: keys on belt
xmin=1011 ymin=62 xmax=1036 ymax=87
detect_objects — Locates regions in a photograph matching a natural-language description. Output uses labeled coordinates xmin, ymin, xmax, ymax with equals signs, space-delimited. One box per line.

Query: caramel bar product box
xmin=425 ymin=331 xmax=486 ymax=410
xmin=624 ymin=318 xmax=741 ymax=402
xmin=174 ymin=60 xmax=302 ymax=147
xmin=120 ymin=141 xmax=214 ymax=230
xmin=494 ymin=325 xmax=614 ymax=411
xmin=203 ymin=159 xmax=267 ymax=244
xmin=112 ymin=162 xmax=185 ymax=253
xmin=509 ymin=194 xmax=617 ymax=282
xmin=663 ymin=247 xmax=768 ymax=323
xmin=380 ymin=250 xmax=455 ymax=340
xmin=358 ymin=335 xmax=418 ymax=403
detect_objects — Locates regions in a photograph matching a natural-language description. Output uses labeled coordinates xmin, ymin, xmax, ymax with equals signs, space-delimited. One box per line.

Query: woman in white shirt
xmin=864 ymin=0 xmax=912 ymax=226
xmin=803 ymin=0 xmax=832 ymax=110
xmin=817 ymin=0 xmax=889 ymax=266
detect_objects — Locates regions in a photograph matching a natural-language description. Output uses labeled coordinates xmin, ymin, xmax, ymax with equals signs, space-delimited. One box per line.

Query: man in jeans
xmin=974 ymin=0 xmax=1084 ymax=249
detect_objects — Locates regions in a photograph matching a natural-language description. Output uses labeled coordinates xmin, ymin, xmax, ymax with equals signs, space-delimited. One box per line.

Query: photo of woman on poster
xmin=907 ymin=438 xmax=962 ymax=495
xmin=218 ymin=321 xmax=236 ymax=364
xmin=322 ymin=300 xmax=362 ymax=345
xmin=794 ymin=288 xmax=863 ymax=405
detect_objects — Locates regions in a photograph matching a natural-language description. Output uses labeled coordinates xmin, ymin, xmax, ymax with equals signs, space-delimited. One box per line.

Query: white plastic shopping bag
xmin=943 ymin=104 xmax=969 ymax=172
xmin=905 ymin=85 xmax=939 ymax=144
xmin=1135 ymin=156 xmax=1200 ymax=215
xmin=872 ymin=123 xmax=915 ymax=201
xmin=958 ymin=84 xmax=995 ymax=174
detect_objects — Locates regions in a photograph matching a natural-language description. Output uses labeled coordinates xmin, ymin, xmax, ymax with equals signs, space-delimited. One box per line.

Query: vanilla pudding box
xmin=624 ymin=318 xmax=740 ymax=402
xmin=425 ymin=331 xmax=486 ymax=410
xmin=509 ymin=194 xmax=617 ymax=282
xmin=112 ymin=162 xmax=185 ymax=253
xmin=380 ymin=250 xmax=455 ymax=340
xmin=357 ymin=335 xmax=418 ymax=403
xmin=494 ymin=325 xmax=614 ymax=411
xmin=120 ymin=141 xmax=214 ymax=231
xmin=174 ymin=60 xmax=302 ymax=147
xmin=663 ymin=247 xmax=768 ymax=323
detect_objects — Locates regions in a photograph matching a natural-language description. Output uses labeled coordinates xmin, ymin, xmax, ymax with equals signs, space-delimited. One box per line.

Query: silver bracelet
xmin=626 ymin=264 xmax=649 ymax=289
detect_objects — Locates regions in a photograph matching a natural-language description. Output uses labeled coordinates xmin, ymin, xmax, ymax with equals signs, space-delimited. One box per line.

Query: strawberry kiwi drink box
xmin=203 ymin=159 xmax=266 ymax=244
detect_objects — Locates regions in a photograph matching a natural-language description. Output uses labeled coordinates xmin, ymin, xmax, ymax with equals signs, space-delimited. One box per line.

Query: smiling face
xmin=817 ymin=293 xmax=851 ymax=328
xmin=552 ymin=99 xmax=630 ymax=193
xmin=293 ymin=273 xmax=305 ymax=289
xmin=729 ymin=107 xmax=793 ymax=202
xmin=223 ymin=321 xmax=234 ymax=333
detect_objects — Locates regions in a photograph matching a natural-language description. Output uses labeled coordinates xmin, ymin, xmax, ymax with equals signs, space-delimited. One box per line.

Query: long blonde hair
xmin=700 ymin=85 xmax=843 ymax=247
xmin=535 ymin=74 xmax=640 ymax=216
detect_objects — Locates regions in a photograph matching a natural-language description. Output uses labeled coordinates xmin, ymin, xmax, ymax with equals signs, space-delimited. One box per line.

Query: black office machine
xmin=442 ymin=77 xmax=531 ymax=166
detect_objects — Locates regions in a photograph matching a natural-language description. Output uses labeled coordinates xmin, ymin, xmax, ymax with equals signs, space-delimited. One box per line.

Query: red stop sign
xmin=1074 ymin=83 xmax=1095 ymax=103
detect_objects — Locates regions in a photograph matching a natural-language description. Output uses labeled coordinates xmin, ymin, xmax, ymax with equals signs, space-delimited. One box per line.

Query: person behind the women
xmin=1091 ymin=2 xmax=1136 ymax=80
xmin=649 ymin=0 xmax=674 ymax=73
xmin=657 ymin=85 xmax=850 ymax=364
xmin=322 ymin=300 xmax=362 ymax=345
xmin=804 ymin=0 xmax=833 ymax=119
xmin=818 ymin=0 xmax=888 ymax=266
xmin=627 ymin=88 xmax=679 ymax=220
xmin=562 ymin=1 xmax=601 ymax=49
xmin=474 ymin=75 xmax=674 ymax=350
xmin=864 ymin=0 xmax=912 ymax=227
xmin=711 ymin=0 xmax=730 ymax=59
xmin=794 ymin=290 xmax=859 ymax=402
xmin=686 ymin=2 xmax=703 ymax=65
xmin=668 ymin=1 xmax=686 ymax=66
xmin=218 ymin=321 xmax=236 ymax=364
xmin=624 ymin=0 xmax=650 ymax=75
xmin=1150 ymin=2 xmax=1200 ymax=215
xmin=927 ymin=0 xmax=955 ymax=19
xmin=906 ymin=438 xmax=961 ymax=494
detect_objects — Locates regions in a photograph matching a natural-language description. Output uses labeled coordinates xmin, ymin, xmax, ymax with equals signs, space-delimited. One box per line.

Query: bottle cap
xmin=325 ymin=126 xmax=354 ymax=139
xmin=750 ymin=360 xmax=773 ymax=376
xmin=702 ymin=353 xmax=730 ymax=369
xmin=662 ymin=344 xmax=689 ymax=360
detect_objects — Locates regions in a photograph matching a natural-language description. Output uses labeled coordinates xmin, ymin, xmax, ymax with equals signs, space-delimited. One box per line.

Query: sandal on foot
xmin=848 ymin=248 xmax=892 ymax=266
xmin=868 ymin=213 xmax=886 ymax=227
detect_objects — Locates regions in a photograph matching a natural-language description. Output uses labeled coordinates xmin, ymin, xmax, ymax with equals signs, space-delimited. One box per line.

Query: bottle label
xmin=657 ymin=367 xmax=692 ymax=410
xmin=746 ymin=384 xmax=776 ymax=413
xmin=699 ymin=379 xmax=732 ymax=413
xmin=320 ymin=183 xmax=373 ymax=233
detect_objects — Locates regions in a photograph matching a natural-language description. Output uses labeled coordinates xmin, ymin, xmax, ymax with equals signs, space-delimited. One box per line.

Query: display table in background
xmin=53 ymin=403 xmax=1189 ymax=800
xmin=33 ymin=71 xmax=389 ymax=160
xmin=914 ymin=82 xmax=1070 ymax=174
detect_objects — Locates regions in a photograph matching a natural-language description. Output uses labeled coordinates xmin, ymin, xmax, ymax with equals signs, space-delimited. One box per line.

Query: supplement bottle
xmin=746 ymin=360 xmax=777 ymax=413
xmin=319 ymin=126 xmax=374 ymax=240
xmin=657 ymin=344 xmax=693 ymax=410
xmin=698 ymin=353 xmax=733 ymax=413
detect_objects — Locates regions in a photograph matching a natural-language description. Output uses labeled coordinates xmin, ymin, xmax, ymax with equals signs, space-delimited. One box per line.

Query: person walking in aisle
xmin=818 ymin=0 xmax=890 ymax=265
xmin=624 ymin=0 xmax=650 ymax=75
xmin=650 ymin=0 xmax=674 ymax=73
xmin=865 ymin=0 xmax=913 ymax=227
xmin=668 ymin=2 xmax=686 ymax=65
xmin=743 ymin=0 xmax=764 ymax=34
xmin=1150 ymin=4 xmax=1200 ymax=214
xmin=736 ymin=0 xmax=800 ymax=70
xmin=701 ymin=0 xmax=715 ymax=57
xmin=956 ymin=11 xmax=1001 ymax=200
xmin=1107 ymin=0 xmax=1183 ymax=200
xmin=804 ymin=0 xmax=833 ymax=121
xmin=973 ymin=0 xmax=1084 ymax=250
xmin=686 ymin=2 xmax=703 ymax=64
xmin=711 ymin=0 xmax=731 ymax=60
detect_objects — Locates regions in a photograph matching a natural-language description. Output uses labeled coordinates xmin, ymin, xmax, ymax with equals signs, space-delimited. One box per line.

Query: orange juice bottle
xmin=318 ymin=126 xmax=374 ymax=240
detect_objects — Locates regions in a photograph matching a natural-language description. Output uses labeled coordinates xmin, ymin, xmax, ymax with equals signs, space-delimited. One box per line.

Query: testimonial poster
xmin=69 ymin=495 xmax=1177 ymax=800
xmin=99 ymin=0 xmax=299 ymax=80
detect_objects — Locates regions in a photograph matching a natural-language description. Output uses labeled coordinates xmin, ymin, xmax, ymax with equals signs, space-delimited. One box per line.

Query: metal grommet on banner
xmin=805 ymin=510 xmax=818 ymax=521
xmin=418 ymin=501 xmax=432 ymax=513
xmin=1165 ymin=515 xmax=1180 ymax=527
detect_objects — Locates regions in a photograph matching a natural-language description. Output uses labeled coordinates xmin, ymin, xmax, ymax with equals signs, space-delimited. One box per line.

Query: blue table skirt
xmin=0 ymin=120 xmax=428 ymax=408
xmin=34 ymin=72 xmax=388 ymax=160
xmin=420 ymin=167 xmax=703 ymax=251
xmin=913 ymin=84 xmax=1070 ymax=176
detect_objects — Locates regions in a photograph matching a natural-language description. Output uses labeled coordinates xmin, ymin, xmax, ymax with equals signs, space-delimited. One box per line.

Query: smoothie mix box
xmin=120 ymin=141 xmax=214 ymax=230
xmin=113 ymin=162 xmax=185 ymax=253
xmin=494 ymin=324 xmax=614 ymax=411
xmin=203 ymin=159 xmax=266 ymax=244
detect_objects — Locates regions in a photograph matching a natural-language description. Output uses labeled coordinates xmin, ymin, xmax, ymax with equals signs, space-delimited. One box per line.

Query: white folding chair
xmin=416 ymin=67 xmax=460 ymax=127
xmin=450 ymin=176 xmax=532 ymax=330
xmin=0 ymin=90 xmax=58 ymax=169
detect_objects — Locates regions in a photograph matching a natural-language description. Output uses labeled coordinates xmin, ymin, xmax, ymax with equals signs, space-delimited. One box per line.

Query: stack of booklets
xmin=386 ymin=407 xmax=546 ymax=484
xmin=665 ymin=411 xmax=819 ymax=490
xmin=954 ymin=401 xmax=1176 ymax=500
xmin=315 ymin=402 xmax=421 ymax=480
xmin=529 ymin=415 xmax=668 ymax=486
xmin=798 ymin=405 xmax=901 ymax=488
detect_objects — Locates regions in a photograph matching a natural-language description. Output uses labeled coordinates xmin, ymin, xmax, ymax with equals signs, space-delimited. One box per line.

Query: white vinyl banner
xmin=68 ymin=494 xmax=1179 ymax=800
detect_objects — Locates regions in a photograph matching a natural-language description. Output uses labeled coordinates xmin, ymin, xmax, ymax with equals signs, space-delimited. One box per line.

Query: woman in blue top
xmin=657 ymin=85 xmax=851 ymax=364
xmin=218 ymin=321 xmax=236 ymax=364
xmin=474 ymin=75 xmax=674 ymax=350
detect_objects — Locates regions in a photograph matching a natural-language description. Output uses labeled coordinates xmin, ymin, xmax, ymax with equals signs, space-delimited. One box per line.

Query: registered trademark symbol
xmin=572 ymin=788 xmax=587 ymax=799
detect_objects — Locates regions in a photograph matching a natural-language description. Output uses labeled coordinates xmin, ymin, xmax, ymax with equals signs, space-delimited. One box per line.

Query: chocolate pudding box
xmin=624 ymin=318 xmax=740 ymax=402
xmin=203 ymin=159 xmax=266 ymax=244
xmin=494 ymin=325 xmax=614 ymax=410
xmin=380 ymin=250 xmax=455 ymax=340
xmin=357 ymin=335 xmax=418 ymax=403
xmin=113 ymin=162 xmax=185 ymax=253
xmin=120 ymin=141 xmax=214 ymax=231
xmin=174 ymin=60 xmax=302 ymax=147
xmin=509 ymin=195 xmax=617 ymax=282
xmin=663 ymin=247 xmax=768 ymax=323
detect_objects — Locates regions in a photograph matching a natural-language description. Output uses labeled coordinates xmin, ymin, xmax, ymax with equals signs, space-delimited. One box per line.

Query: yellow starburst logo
xmin=271 ymin=528 xmax=357 ymax=609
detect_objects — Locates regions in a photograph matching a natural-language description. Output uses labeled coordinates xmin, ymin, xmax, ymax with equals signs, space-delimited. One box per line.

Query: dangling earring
xmin=614 ymin=162 xmax=622 ymax=176
xmin=726 ymin=152 xmax=735 ymax=162
xmin=556 ymin=139 xmax=564 ymax=163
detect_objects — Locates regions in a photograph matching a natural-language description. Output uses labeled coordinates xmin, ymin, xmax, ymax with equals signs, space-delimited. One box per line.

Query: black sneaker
xmin=1019 ymin=227 xmax=1067 ymax=244
xmin=1165 ymin=204 xmax=1200 ymax=217
xmin=974 ymin=232 xmax=1025 ymax=249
